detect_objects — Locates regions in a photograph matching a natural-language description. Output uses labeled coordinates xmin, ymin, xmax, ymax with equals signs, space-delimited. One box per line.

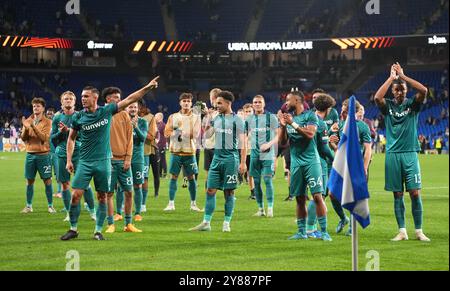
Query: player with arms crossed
xmin=374 ymin=63 xmax=430 ymax=242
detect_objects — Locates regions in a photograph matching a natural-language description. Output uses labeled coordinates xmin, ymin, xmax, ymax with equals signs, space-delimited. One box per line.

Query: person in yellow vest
xmin=435 ymin=136 xmax=442 ymax=154
xmin=163 ymin=93 xmax=203 ymax=211
xmin=20 ymin=97 xmax=55 ymax=214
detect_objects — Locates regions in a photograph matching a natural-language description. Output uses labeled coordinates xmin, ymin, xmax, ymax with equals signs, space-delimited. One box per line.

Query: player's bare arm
xmin=393 ymin=62 xmax=428 ymax=104
xmin=239 ymin=132 xmax=247 ymax=174
xmin=374 ymin=65 xmax=397 ymax=108
xmin=283 ymin=113 xmax=316 ymax=139
xmin=66 ymin=128 xmax=78 ymax=173
xmin=117 ymin=76 xmax=159 ymax=111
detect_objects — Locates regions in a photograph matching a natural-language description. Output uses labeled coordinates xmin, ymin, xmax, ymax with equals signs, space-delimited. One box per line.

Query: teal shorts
xmin=131 ymin=162 xmax=145 ymax=185
xmin=385 ymin=152 xmax=422 ymax=192
xmin=72 ymin=159 xmax=111 ymax=192
xmin=249 ymin=155 xmax=274 ymax=177
xmin=57 ymin=157 xmax=80 ymax=183
xmin=207 ymin=157 xmax=239 ymax=190
xmin=24 ymin=153 xmax=52 ymax=180
xmin=50 ymin=152 xmax=58 ymax=178
xmin=169 ymin=154 xmax=198 ymax=177
xmin=290 ymin=163 xmax=323 ymax=197
xmin=144 ymin=155 xmax=150 ymax=179
xmin=110 ymin=160 xmax=133 ymax=192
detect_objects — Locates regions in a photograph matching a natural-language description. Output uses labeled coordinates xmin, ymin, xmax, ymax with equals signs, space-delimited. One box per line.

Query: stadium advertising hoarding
xmin=0 ymin=33 xmax=447 ymax=53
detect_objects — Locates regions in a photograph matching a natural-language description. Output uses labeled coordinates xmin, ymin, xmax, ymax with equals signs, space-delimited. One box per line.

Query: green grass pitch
xmin=0 ymin=152 xmax=448 ymax=270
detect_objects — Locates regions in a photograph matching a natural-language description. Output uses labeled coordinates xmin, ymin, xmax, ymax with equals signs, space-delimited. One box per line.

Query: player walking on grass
xmin=60 ymin=76 xmax=159 ymax=241
xmin=278 ymin=91 xmax=332 ymax=241
xmin=374 ymin=63 xmax=430 ymax=242
xmin=246 ymin=95 xmax=279 ymax=217
xmin=51 ymin=91 xmax=96 ymax=221
xmin=163 ymin=93 xmax=202 ymax=212
xmin=20 ymin=98 xmax=55 ymax=214
xmin=101 ymin=87 xmax=141 ymax=234
xmin=190 ymin=91 xmax=247 ymax=232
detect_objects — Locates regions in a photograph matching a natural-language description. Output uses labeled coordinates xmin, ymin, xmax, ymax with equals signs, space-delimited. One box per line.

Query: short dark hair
xmin=46 ymin=107 xmax=56 ymax=113
xmin=313 ymin=93 xmax=336 ymax=111
xmin=288 ymin=90 xmax=304 ymax=103
xmin=217 ymin=90 xmax=235 ymax=103
xmin=83 ymin=86 xmax=100 ymax=97
xmin=392 ymin=79 xmax=407 ymax=87
xmin=312 ymin=88 xmax=326 ymax=95
xmin=179 ymin=92 xmax=193 ymax=101
xmin=101 ymin=87 xmax=121 ymax=100
xmin=31 ymin=97 xmax=46 ymax=107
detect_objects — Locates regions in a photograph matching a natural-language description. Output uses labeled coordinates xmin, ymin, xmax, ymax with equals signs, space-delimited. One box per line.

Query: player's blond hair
xmin=209 ymin=88 xmax=221 ymax=98
xmin=60 ymin=91 xmax=76 ymax=101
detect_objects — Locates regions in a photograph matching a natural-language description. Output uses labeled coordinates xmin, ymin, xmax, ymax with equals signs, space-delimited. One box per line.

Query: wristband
xmin=291 ymin=122 xmax=300 ymax=130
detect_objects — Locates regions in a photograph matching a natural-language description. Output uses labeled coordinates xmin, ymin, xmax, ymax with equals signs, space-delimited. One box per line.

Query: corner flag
xmin=328 ymin=96 xmax=370 ymax=228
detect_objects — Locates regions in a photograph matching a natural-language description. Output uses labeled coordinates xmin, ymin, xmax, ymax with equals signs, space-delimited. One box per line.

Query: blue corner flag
xmin=327 ymin=96 xmax=370 ymax=228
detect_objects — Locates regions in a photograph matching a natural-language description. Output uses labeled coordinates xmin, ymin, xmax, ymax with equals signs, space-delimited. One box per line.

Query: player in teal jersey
xmin=374 ymin=63 xmax=430 ymax=242
xmin=51 ymin=91 xmax=96 ymax=222
xmin=245 ymin=95 xmax=279 ymax=217
xmin=127 ymin=101 xmax=148 ymax=223
xmin=46 ymin=107 xmax=63 ymax=199
xmin=190 ymin=91 xmax=247 ymax=232
xmin=278 ymin=91 xmax=331 ymax=241
xmin=306 ymin=93 xmax=336 ymax=238
xmin=60 ymin=76 xmax=159 ymax=241
xmin=312 ymin=88 xmax=339 ymax=132
xmin=329 ymin=98 xmax=372 ymax=236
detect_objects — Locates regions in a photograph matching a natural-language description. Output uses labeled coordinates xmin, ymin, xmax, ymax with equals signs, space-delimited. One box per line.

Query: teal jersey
xmin=212 ymin=113 xmax=245 ymax=161
xmin=324 ymin=108 xmax=339 ymax=132
xmin=72 ymin=103 xmax=118 ymax=162
xmin=379 ymin=98 xmax=421 ymax=153
xmin=286 ymin=110 xmax=321 ymax=167
xmin=315 ymin=116 xmax=334 ymax=164
xmin=51 ymin=112 xmax=81 ymax=158
xmin=132 ymin=117 xmax=148 ymax=164
xmin=245 ymin=112 xmax=279 ymax=158
xmin=338 ymin=119 xmax=372 ymax=154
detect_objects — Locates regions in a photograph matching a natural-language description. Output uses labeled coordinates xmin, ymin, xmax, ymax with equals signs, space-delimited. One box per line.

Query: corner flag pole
xmin=352 ymin=215 xmax=358 ymax=271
